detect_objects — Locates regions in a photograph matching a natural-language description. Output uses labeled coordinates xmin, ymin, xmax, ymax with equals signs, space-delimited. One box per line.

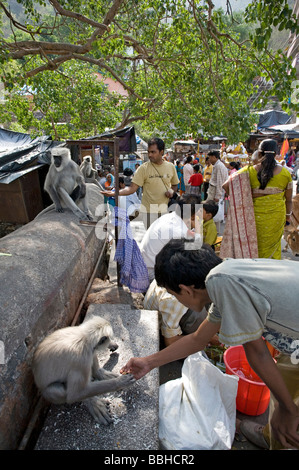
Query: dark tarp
xmin=250 ymin=128 xmax=299 ymax=140
xmin=0 ymin=127 xmax=40 ymax=151
xmin=0 ymin=127 xmax=60 ymax=184
xmin=257 ymin=110 xmax=292 ymax=129
xmin=264 ymin=129 xmax=299 ymax=139
xmin=82 ymin=126 xmax=137 ymax=153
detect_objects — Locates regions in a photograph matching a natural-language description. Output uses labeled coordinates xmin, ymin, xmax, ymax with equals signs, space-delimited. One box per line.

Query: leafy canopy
xmin=0 ymin=0 xmax=298 ymax=142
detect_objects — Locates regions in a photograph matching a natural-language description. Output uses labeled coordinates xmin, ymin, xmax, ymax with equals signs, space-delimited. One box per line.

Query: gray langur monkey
xmin=44 ymin=148 xmax=93 ymax=221
xmin=80 ymin=155 xmax=104 ymax=190
xmin=32 ymin=316 xmax=136 ymax=425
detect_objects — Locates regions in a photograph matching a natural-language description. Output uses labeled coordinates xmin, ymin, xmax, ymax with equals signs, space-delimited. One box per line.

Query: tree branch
xmin=71 ymin=53 xmax=154 ymax=103
xmin=6 ymin=40 xmax=93 ymax=58
xmin=48 ymin=0 xmax=114 ymax=30
xmin=0 ymin=2 xmax=34 ymax=34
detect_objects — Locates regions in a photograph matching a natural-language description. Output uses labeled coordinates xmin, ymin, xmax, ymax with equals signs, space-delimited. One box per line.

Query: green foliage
xmin=1 ymin=60 xmax=126 ymax=139
xmin=0 ymin=0 xmax=298 ymax=143
xmin=245 ymin=0 xmax=299 ymax=50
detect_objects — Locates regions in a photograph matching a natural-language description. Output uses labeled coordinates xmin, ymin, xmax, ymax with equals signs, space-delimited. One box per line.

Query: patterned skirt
xmin=189 ymin=186 xmax=201 ymax=195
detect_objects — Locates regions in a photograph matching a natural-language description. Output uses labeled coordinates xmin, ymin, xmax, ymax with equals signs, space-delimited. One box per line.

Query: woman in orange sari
xmin=221 ymin=139 xmax=293 ymax=259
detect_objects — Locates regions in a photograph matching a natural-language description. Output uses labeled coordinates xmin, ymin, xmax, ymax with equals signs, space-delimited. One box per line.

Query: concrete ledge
xmin=0 ymin=185 xmax=106 ymax=449
xmin=35 ymin=303 xmax=160 ymax=450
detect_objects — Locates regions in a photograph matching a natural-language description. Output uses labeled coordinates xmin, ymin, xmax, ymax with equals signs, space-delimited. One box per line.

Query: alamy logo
xmin=94 ymin=202 xmax=203 ymax=242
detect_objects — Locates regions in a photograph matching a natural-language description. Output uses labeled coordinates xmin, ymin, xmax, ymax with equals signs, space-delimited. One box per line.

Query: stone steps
xmin=35 ymin=232 xmax=160 ymax=450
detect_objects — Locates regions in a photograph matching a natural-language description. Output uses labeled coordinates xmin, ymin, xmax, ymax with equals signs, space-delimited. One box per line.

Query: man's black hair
xmin=186 ymin=155 xmax=193 ymax=163
xmin=123 ymin=167 xmax=134 ymax=176
xmin=207 ymin=150 xmax=220 ymax=159
xmin=148 ymin=137 xmax=165 ymax=152
xmin=155 ymin=238 xmax=222 ymax=293
xmin=203 ymin=200 xmax=218 ymax=218
xmin=174 ymin=194 xmax=202 ymax=219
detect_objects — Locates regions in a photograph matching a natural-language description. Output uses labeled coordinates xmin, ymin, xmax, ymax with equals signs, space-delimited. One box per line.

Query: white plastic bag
xmin=159 ymin=351 xmax=239 ymax=450
xmin=213 ymin=199 xmax=225 ymax=223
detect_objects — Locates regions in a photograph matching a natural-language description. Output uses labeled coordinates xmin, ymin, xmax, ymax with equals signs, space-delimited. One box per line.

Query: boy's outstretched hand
xmin=120 ymin=357 xmax=151 ymax=380
xmin=100 ymin=190 xmax=114 ymax=197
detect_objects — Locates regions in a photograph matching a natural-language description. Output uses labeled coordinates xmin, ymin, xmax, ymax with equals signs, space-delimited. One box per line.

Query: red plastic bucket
xmin=224 ymin=345 xmax=270 ymax=416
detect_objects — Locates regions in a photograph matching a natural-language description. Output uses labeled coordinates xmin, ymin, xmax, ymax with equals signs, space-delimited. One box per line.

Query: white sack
xmin=213 ymin=199 xmax=225 ymax=223
xmin=159 ymin=351 xmax=239 ymax=450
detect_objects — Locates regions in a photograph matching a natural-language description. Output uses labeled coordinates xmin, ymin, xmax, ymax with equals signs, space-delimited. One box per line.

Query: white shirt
xmin=140 ymin=211 xmax=201 ymax=281
xmin=208 ymin=159 xmax=228 ymax=200
xmin=183 ymin=163 xmax=193 ymax=186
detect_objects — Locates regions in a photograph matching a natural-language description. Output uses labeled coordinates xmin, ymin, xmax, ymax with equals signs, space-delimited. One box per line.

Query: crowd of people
xmin=99 ymin=137 xmax=299 ymax=451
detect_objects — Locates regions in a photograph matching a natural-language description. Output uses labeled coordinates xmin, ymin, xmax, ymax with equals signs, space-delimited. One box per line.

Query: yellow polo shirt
xmin=132 ymin=161 xmax=179 ymax=214
xmin=203 ymin=218 xmax=218 ymax=246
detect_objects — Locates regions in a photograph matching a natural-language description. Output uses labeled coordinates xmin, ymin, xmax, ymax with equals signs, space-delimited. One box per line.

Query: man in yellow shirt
xmin=101 ymin=137 xmax=179 ymax=229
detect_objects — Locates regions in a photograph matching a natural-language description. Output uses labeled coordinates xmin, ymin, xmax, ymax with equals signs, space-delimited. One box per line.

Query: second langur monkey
xmin=80 ymin=156 xmax=104 ymax=190
xmin=32 ymin=316 xmax=136 ymax=425
xmin=44 ymin=147 xmax=93 ymax=221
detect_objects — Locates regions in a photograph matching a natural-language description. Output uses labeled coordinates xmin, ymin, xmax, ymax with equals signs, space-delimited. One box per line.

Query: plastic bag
xmin=213 ymin=199 xmax=225 ymax=223
xmin=159 ymin=351 xmax=239 ymax=450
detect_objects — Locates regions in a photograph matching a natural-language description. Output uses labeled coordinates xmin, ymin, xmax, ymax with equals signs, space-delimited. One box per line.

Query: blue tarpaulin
xmin=257 ymin=110 xmax=292 ymax=129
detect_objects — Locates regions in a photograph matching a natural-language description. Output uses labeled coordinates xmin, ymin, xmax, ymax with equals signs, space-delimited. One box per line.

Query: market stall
xmin=0 ymin=128 xmax=60 ymax=223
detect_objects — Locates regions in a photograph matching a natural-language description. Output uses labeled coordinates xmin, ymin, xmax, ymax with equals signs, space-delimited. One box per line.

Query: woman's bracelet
xmin=286 ymin=212 xmax=292 ymax=216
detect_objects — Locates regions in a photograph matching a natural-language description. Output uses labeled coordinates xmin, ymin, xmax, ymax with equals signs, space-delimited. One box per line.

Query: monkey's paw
xmin=85 ymin=396 xmax=113 ymax=425
xmin=116 ymin=373 xmax=136 ymax=390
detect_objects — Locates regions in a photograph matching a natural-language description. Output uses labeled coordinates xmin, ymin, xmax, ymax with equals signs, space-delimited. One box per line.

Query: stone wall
xmin=0 ymin=185 xmax=106 ymax=449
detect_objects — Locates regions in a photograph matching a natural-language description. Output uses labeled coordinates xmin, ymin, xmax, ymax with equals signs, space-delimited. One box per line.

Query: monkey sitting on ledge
xmin=44 ymin=147 xmax=93 ymax=221
xmin=32 ymin=316 xmax=135 ymax=425
xmin=80 ymin=155 xmax=104 ymax=190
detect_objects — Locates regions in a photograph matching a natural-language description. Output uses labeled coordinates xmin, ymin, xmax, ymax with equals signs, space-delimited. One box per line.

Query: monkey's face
xmin=53 ymin=155 xmax=62 ymax=168
xmin=96 ymin=335 xmax=119 ymax=353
